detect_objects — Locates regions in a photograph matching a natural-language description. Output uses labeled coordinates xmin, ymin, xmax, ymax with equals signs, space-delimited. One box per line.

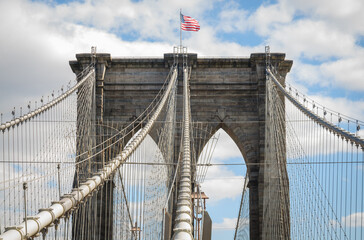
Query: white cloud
xmin=209 ymin=129 xmax=243 ymax=161
xmin=287 ymin=0 xmax=364 ymax=35
xmin=52 ymin=0 xmax=216 ymax=41
xmin=341 ymin=212 xmax=364 ymax=227
xmin=1 ymin=1 xmax=363 ymax=238
xmin=201 ymin=165 xmax=244 ymax=204
xmin=358 ymin=129 xmax=364 ymax=139
xmin=288 ymin=54 xmax=364 ymax=93
xmin=249 ymin=2 xmax=293 ymax=36
xmin=197 ymin=130 xmax=245 ymax=205
xmin=183 ymin=25 xmax=264 ymax=57
xmin=0 ymin=0 xmax=268 ymax=119
xmin=213 ymin=217 xmax=237 ymax=230
xmin=269 ymin=19 xmax=357 ymax=60
xmin=305 ymin=94 xmax=364 ymax=122
xmin=216 ymin=4 xmax=250 ymax=33
xmin=0 ymin=0 xmax=176 ymax=118
xmin=249 ymin=0 xmax=364 ymax=95
xmin=320 ymin=55 xmax=364 ymax=91
xmin=288 ymin=61 xmax=327 ymax=87
xmin=1 ymin=0 xmax=362 ymax=112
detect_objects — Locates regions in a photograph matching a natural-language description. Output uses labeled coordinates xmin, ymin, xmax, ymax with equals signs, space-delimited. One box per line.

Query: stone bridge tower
xmin=70 ymin=52 xmax=292 ymax=239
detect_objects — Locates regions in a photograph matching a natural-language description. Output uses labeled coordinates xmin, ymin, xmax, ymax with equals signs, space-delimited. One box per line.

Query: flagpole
xmin=180 ymin=8 xmax=182 ymax=51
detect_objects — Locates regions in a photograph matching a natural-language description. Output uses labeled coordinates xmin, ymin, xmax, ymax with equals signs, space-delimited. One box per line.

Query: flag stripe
xmin=181 ymin=13 xmax=200 ymax=32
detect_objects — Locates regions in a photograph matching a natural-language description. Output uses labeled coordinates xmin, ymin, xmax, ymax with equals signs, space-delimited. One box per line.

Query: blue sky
xmin=0 ymin=0 xmax=364 ymax=239
xmin=1 ymin=0 xmax=364 ymax=119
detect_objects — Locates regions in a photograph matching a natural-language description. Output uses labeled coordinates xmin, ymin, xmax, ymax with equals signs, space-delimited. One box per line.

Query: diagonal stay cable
xmin=117 ymin=168 xmax=137 ymax=240
xmin=234 ymin=174 xmax=249 ymax=240
xmin=270 ymin=76 xmax=348 ymax=238
xmin=72 ymin=63 xmax=177 ymax=166
xmin=0 ymin=66 xmax=178 ymax=240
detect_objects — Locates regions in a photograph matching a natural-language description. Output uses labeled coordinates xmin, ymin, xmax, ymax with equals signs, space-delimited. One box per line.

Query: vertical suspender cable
xmin=0 ymin=66 xmax=177 ymax=240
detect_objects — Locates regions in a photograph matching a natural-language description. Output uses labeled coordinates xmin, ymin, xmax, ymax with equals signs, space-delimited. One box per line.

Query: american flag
xmin=180 ymin=13 xmax=200 ymax=32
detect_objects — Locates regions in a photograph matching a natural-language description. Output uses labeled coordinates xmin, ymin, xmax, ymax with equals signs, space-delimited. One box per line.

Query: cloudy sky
xmin=1 ymin=0 xmax=364 ymax=238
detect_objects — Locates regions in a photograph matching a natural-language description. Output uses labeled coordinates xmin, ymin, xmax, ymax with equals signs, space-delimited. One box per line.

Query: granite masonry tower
xmin=70 ymin=52 xmax=292 ymax=239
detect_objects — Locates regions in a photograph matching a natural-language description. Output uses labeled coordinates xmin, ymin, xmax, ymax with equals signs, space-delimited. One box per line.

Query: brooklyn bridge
xmin=0 ymin=47 xmax=363 ymax=240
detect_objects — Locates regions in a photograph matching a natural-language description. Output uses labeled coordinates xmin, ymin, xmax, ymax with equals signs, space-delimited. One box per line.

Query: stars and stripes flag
xmin=180 ymin=13 xmax=200 ymax=32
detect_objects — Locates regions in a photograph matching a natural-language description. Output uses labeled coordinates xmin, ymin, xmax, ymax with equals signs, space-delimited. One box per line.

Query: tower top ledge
xmin=70 ymin=52 xmax=293 ymax=74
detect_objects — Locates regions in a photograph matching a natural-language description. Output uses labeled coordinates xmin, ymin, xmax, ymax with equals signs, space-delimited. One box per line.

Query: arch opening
xmin=197 ymin=128 xmax=248 ymax=239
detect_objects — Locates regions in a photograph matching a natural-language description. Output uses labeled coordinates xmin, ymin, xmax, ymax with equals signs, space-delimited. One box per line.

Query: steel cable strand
xmin=172 ymin=66 xmax=194 ymax=240
xmin=271 ymin=84 xmax=291 ymax=239
xmin=272 ymin=80 xmax=301 ymax=239
xmin=278 ymin=89 xmax=346 ymax=237
xmin=284 ymin=82 xmax=364 ymax=132
xmin=70 ymin=66 xmax=177 ymax=175
xmin=272 ymin=78 xmax=344 ymax=238
xmin=288 ymin=116 xmax=345 ymax=238
xmin=4 ymin=65 xmax=175 ymax=191
xmin=0 ymin=64 xmax=95 ymax=131
xmin=267 ymin=68 xmax=364 ymax=148
xmin=285 ymin=103 xmax=308 ymax=239
xmin=280 ymin=86 xmax=324 ymax=238
xmin=0 ymin=66 xmax=178 ymax=240
xmin=263 ymin=77 xmax=279 ymax=238
xmin=268 ymin=69 xmax=363 ymax=238
xmin=148 ymin=78 xmax=178 ymax=237
xmin=234 ymin=174 xmax=249 ymax=240
xmin=266 ymin=77 xmax=300 ymax=239
xmin=15 ymin=63 xmax=171 ymax=180
xmin=0 ymin=92 xmax=78 ymax=238
xmin=74 ymin=63 xmax=177 ymax=165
